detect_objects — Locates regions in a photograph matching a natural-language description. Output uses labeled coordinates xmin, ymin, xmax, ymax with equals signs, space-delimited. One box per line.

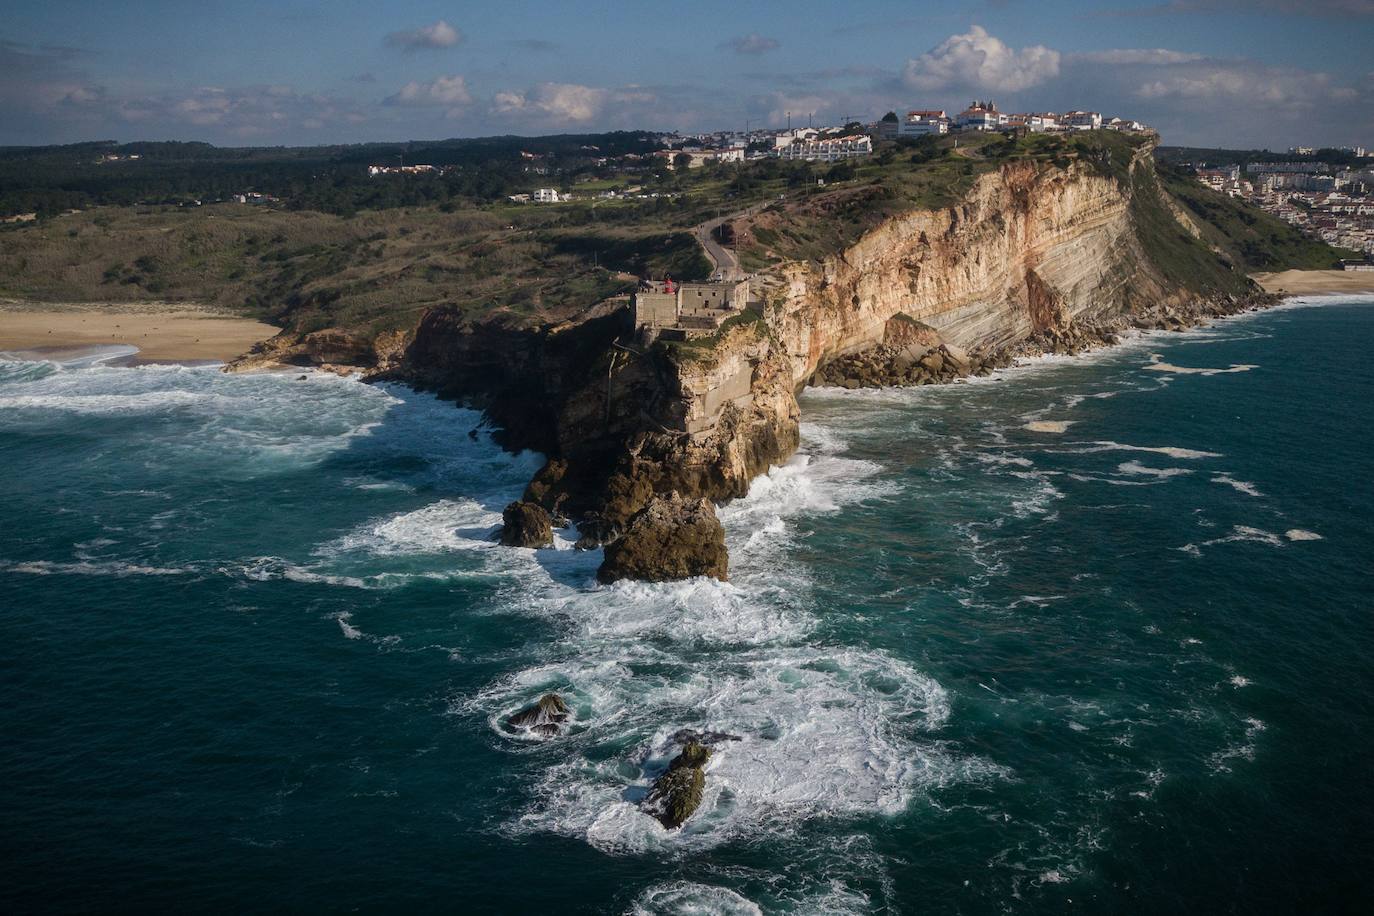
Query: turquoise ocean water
xmin=3 ymin=296 xmax=1372 ymax=913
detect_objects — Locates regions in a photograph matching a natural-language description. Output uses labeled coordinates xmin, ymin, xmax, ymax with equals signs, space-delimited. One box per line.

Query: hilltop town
xmin=1185 ymin=147 xmax=1374 ymax=259
xmin=482 ymin=100 xmax=1152 ymax=206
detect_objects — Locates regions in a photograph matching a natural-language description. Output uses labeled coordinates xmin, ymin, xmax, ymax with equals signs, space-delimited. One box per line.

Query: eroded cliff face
xmin=569 ymin=148 xmax=1239 ymax=531
xmin=762 ymin=152 xmax=1182 ymax=390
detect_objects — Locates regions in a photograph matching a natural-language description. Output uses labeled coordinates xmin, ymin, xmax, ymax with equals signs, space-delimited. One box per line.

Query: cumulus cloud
xmin=721 ymin=33 xmax=780 ymax=55
xmin=1133 ymin=62 xmax=1343 ymax=106
xmin=1047 ymin=45 xmax=1372 ymax=147
xmin=383 ymin=75 xmax=474 ymax=117
xmin=903 ymin=26 xmax=1060 ymax=93
xmin=385 ymin=20 xmax=462 ymax=51
xmin=494 ymin=83 xmax=604 ymax=121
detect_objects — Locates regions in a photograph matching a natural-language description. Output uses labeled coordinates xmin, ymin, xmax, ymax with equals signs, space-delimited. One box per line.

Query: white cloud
xmin=1134 ymin=63 xmax=1341 ymax=106
xmin=494 ymin=83 xmax=604 ymax=121
xmin=385 ymin=20 xmax=462 ymax=51
xmin=721 ymin=33 xmax=780 ymax=55
xmin=903 ymin=26 xmax=1060 ymax=93
xmin=384 ymin=75 xmax=474 ymax=116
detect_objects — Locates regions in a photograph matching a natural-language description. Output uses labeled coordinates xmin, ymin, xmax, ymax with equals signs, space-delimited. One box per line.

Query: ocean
xmin=3 ymin=296 xmax=1372 ymax=913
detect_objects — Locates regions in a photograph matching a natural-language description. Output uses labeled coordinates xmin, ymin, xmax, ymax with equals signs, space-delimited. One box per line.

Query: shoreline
xmin=1251 ymin=269 xmax=1374 ymax=296
xmin=0 ymin=302 xmax=278 ymax=364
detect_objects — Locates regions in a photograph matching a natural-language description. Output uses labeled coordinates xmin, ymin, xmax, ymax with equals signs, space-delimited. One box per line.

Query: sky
xmin=2 ymin=0 xmax=1372 ymax=150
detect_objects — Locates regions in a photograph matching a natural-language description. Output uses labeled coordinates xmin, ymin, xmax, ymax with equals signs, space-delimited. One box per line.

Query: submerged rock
xmin=643 ymin=741 xmax=712 ymax=829
xmin=506 ymin=693 xmax=570 ymax=737
xmin=596 ymin=493 xmax=728 ymax=583
xmin=499 ymin=500 xmax=553 ymax=548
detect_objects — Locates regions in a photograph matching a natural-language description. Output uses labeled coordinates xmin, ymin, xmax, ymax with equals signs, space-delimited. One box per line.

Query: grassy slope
xmin=0 ymin=201 xmax=711 ymax=336
xmin=1157 ymin=166 xmax=1353 ymax=271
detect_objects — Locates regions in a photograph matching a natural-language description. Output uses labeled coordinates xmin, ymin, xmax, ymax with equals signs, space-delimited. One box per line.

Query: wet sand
xmin=0 ymin=302 xmax=277 ymax=363
xmin=1252 ymin=270 xmax=1374 ymax=295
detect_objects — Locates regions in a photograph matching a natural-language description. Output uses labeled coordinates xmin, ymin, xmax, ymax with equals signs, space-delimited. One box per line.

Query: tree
xmin=882 ymin=111 xmax=898 ymax=123
xmin=672 ymin=152 xmax=694 ymax=172
xmin=826 ymin=162 xmax=856 ymax=182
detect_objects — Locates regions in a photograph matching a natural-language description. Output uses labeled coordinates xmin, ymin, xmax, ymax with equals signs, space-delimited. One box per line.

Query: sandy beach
xmin=1252 ymin=269 xmax=1374 ymax=295
xmin=0 ymin=301 xmax=278 ymax=363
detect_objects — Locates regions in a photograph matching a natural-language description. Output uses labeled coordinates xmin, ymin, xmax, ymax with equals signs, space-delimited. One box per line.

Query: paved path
xmin=693 ymin=200 xmax=774 ymax=281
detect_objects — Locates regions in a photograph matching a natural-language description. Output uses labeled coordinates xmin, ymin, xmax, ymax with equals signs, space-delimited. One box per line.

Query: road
xmin=693 ymin=200 xmax=774 ymax=281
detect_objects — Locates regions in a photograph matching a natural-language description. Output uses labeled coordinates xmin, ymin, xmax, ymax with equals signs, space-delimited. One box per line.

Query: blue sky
xmin=3 ymin=0 xmax=1372 ymax=148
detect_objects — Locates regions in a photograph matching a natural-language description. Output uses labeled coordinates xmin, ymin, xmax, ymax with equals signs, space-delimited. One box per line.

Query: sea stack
xmin=506 ymin=693 xmax=570 ymax=737
xmin=642 ymin=741 xmax=712 ymax=829
xmin=597 ymin=493 xmax=728 ymax=583
xmin=499 ymin=500 xmax=554 ymax=548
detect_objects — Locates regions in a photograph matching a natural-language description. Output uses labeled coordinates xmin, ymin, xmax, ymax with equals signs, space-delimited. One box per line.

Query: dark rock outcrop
xmin=507 ymin=693 xmax=570 ymax=737
xmin=812 ymin=340 xmax=1008 ymax=389
xmin=499 ymin=501 xmax=554 ymax=548
xmin=597 ymin=493 xmax=728 ymax=583
xmin=642 ymin=741 xmax=712 ymax=829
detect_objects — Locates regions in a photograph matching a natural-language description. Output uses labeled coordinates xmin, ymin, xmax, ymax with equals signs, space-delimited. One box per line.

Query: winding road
xmin=693 ymin=200 xmax=774 ymax=281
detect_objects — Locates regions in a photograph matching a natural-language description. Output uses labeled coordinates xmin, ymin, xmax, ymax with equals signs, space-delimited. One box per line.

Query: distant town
xmin=423 ymin=100 xmax=1153 ymax=206
xmin=1186 ymin=147 xmax=1374 ymax=259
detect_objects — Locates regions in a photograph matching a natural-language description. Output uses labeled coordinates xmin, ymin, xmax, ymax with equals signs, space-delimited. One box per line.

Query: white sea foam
xmin=1072 ymin=441 xmax=1222 ymax=460
xmin=335 ymin=612 xmax=364 ymax=640
xmin=1209 ymin=717 xmax=1267 ymax=773
xmin=322 ymin=499 xmax=504 ymax=556
xmin=1068 ymin=473 xmax=1161 ymax=487
xmin=0 ymin=558 xmax=191 ymax=577
xmin=1023 ymin=419 xmax=1076 ymax=434
xmin=237 ymin=557 xmax=371 ymax=589
xmin=0 ymin=388 xmax=235 ymax=414
xmin=1143 ymin=355 xmax=1257 ymax=376
xmin=1117 ymin=460 xmax=1194 ymax=479
xmin=500 ymin=647 xmax=994 ymax=854
xmin=1210 ymin=475 xmax=1263 ymax=497
xmin=630 ymin=882 xmax=764 ymax=916
xmin=1284 ymin=528 xmax=1323 ymax=541
xmin=1179 ymin=525 xmax=1288 ymax=556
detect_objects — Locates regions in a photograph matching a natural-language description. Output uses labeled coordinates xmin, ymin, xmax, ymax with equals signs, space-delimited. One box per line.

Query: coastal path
xmin=693 ymin=200 xmax=774 ymax=281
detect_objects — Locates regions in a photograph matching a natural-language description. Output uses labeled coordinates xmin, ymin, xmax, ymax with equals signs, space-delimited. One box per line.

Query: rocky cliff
xmin=240 ymin=139 xmax=1274 ymax=578
xmin=760 ymin=144 xmax=1229 ymax=388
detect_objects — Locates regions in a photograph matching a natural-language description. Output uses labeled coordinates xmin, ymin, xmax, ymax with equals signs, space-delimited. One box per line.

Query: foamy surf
xmin=502 ymin=647 xmax=983 ymax=855
xmin=1023 ymin=420 xmax=1075 ymax=433
xmin=1144 ymin=355 xmax=1258 ymax=376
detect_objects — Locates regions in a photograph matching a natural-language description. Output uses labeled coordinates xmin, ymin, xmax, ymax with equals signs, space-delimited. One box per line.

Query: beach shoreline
xmin=0 ymin=301 xmax=278 ymax=364
xmin=1251 ymin=269 xmax=1374 ymax=295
